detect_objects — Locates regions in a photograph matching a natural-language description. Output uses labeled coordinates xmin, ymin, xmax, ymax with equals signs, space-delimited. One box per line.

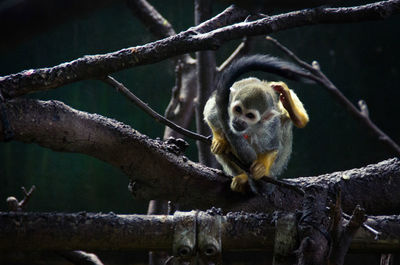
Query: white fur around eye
xmin=244 ymin=110 xmax=260 ymax=124
xmin=230 ymin=101 xmax=244 ymax=116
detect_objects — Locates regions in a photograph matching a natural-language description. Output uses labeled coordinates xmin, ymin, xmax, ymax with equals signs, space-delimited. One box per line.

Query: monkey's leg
xmin=250 ymin=150 xmax=278 ymax=180
xmin=210 ymin=127 xmax=230 ymax=154
xmin=216 ymin=154 xmax=248 ymax=192
xmin=270 ymin=82 xmax=309 ymax=128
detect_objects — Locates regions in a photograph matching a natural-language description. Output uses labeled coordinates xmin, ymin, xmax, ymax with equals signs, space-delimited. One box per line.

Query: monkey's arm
xmin=270 ymin=82 xmax=309 ymax=128
xmin=209 ymin=126 xmax=230 ymax=154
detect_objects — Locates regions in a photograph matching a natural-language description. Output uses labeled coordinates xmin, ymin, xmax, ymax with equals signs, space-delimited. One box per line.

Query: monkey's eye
xmin=234 ymin=106 xmax=242 ymax=114
xmin=246 ymin=113 xmax=255 ymax=120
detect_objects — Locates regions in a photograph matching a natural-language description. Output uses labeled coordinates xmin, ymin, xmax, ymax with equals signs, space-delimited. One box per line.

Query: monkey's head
xmin=228 ymin=78 xmax=278 ymax=134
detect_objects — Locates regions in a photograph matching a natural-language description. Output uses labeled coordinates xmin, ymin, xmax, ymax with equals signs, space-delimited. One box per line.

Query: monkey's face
xmin=229 ymin=100 xmax=261 ymax=133
xmin=229 ymin=80 xmax=279 ymax=135
xmin=229 ymin=86 xmax=278 ymax=135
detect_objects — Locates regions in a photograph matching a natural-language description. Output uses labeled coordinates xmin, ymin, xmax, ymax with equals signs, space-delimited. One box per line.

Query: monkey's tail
xmin=216 ymin=54 xmax=312 ymax=109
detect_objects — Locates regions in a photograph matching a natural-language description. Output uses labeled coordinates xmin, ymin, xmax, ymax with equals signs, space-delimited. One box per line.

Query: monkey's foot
xmin=211 ymin=137 xmax=229 ymax=154
xmin=251 ymin=150 xmax=278 ymax=180
xmin=230 ymin=173 xmax=248 ymax=193
xmin=250 ymin=161 xmax=267 ymax=180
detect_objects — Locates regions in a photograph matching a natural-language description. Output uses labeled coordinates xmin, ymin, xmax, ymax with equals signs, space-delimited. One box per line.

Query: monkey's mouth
xmin=231 ymin=119 xmax=247 ymax=132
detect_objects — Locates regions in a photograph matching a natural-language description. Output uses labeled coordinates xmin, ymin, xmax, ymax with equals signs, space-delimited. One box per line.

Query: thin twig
xmin=217 ymin=37 xmax=251 ymax=72
xmin=6 ymin=185 xmax=36 ymax=211
xmin=380 ymin=254 xmax=394 ymax=265
xmin=342 ymin=212 xmax=382 ymax=239
xmin=102 ymin=75 xmax=210 ymax=144
xmin=266 ymin=36 xmax=400 ymax=155
xmin=19 ymin=185 xmax=36 ymax=209
xmin=164 ymin=61 xmax=184 ymax=119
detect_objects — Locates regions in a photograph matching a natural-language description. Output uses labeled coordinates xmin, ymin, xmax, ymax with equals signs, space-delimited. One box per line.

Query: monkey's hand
xmin=270 ymin=81 xmax=309 ymax=128
xmin=231 ymin=173 xmax=248 ymax=193
xmin=250 ymin=150 xmax=278 ymax=180
xmin=211 ymin=130 xmax=229 ymax=154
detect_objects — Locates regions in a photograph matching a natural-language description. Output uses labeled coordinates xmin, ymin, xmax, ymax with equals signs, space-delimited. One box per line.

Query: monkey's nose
xmin=232 ymin=119 xmax=247 ymax=132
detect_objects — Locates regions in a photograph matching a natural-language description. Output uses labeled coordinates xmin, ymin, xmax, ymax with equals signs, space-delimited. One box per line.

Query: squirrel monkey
xmin=203 ymin=55 xmax=310 ymax=192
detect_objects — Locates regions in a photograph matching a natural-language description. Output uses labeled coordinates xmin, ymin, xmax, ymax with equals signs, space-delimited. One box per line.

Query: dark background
xmin=0 ymin=0 xmax=399 ymax=215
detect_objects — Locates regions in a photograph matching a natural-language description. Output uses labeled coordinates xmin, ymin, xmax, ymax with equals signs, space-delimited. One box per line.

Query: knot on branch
xmin=165 ymin=137 xmax=189 ymax=155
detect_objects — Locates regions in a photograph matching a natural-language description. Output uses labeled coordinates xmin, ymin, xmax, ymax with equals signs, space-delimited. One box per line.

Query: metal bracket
xmin=172 ymin=211 xmax=222 ymax=264
xmin=173 ymin=211 xmax=197 ymax=261
xmin=273 ymin=213 xmax=298 ymax=265
xmin=197 ymin=211 xmax=222 ymax=263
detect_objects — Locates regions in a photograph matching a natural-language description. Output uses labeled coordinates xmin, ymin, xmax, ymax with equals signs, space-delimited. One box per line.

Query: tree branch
xmin=217 ymin=37 xmax=251 ymax=72
xmin=1 ymin=98 xmax=400 ymax=214
xmin=0 ymin=211 xmax=398 ymax=252
xmin=126 ymin=0 xmax=176 ymax=39
xmin=296 ymin=186 xmax=329 ymax=265
xmin=6 ymin=185 xmax=36 ymax=211
xmin=328 ymin=188 xmax=366 ymax=265
xmin=2 ymin=0 xmax=399 ymax=99
xmin=194 ymin=0 xmax=217 ymax=166
xmin=102 ymin=75 xmax=209 ymax=143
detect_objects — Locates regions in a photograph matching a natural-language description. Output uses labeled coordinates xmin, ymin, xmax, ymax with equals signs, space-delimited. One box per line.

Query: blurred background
xmin=0 ymin=0 xmax=399 ymax=215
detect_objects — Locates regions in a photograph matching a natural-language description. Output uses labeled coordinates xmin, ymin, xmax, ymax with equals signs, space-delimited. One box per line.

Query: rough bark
xmin=0 ymin=211 xmax=398 ymax=252
xmin=1 ymin=99 xmax=399 ymax=214
xmin=296 ymin=186 xmax=330 ymax=265
xmin=1 ymin=1 xmax=399 ymax=98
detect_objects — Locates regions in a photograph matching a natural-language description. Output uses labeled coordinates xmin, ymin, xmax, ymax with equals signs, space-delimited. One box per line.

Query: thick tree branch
xmin=1 ymin=99 xmax=399 ymax=214
xmin=0 ymin=211 xmax=398 ymax=252
xmin=1 ymin=1 xmax=399 ymax=99
xmin=0 ymin=98 xmax=234 ymax=210
xmin=296 ymin=186 xmax=329 ymax=265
